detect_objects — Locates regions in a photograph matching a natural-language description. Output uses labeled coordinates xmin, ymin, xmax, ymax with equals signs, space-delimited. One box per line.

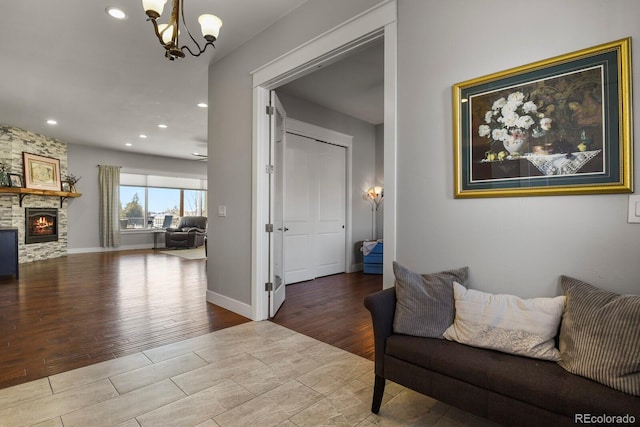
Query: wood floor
xmin=0 ymin=250 xmax=382 ymax=390
xmin=271 ymin=273 xmax=382 ymax=360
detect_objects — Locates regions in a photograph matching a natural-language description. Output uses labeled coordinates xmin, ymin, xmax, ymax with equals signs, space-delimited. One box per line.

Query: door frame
xmin=250 ymin=0 xmax=397 ymax=320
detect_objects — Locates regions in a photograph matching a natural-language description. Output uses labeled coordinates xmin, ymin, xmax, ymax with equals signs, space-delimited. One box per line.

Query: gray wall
xmin=276 ymin=91 xmax=378 ymax=261
xmin=206 ymin=0 xmax=640 ymax=309
xmin=396 ymin=0 xmax=639 ymax=296
xmin=206 ymin=0 xmax=383 ymax=306
xmin=67 ymin=144 xmax=206 ymax=252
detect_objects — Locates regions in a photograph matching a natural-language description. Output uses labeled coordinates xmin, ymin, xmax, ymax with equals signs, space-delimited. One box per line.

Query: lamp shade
xmin=198 ymin=14 xmax=222 ymax=40
xmin=142 ymin=0 xmax=168 ymax=16
xmin=157 ymin=23 xmax=178 ymax=44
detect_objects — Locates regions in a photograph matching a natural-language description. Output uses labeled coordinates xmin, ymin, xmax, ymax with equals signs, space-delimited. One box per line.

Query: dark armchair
xmin=165 ymin=216 xmax=207 ymax=249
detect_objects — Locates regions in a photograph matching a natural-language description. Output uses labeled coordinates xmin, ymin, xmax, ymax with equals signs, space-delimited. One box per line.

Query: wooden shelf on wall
xmin=0 ymin=187 xmax=82 ymax=207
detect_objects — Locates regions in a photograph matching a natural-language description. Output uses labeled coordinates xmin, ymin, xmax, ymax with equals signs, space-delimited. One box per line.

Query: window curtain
xmin=99 ymin=165 xmax=122 ymax=247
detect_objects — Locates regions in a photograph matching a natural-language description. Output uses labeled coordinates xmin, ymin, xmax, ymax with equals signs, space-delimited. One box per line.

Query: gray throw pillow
xmin=392 ymin=262 xmax=469 ymax=338
xmin=558 ymin=275 xmax=640 ymax=397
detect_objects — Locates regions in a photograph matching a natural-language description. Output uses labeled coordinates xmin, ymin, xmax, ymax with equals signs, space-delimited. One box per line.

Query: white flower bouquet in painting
xmin=479 ymin=91 xmax=552 ymax=159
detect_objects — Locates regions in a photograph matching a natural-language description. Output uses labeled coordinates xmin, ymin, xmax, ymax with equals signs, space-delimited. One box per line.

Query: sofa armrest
xmin=364 ymin=287 xmax=396 ymax=377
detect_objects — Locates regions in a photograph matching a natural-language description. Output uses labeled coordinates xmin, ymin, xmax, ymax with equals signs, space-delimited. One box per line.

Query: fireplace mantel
xmin=0 ymin=187 xmax=82 ymax=207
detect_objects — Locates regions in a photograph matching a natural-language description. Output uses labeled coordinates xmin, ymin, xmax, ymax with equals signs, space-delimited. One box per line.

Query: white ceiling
xmin=0 ymin=1 xmax=383 ymax=161
xmin=278 ymin=40 xmax=384 ymax=125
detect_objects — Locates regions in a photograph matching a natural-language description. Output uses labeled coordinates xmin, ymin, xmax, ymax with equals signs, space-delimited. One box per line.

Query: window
xmin=119 ymin=173 xmax=207 ymax=230
xmin=120 ymin=186 xmax=146 ymax=229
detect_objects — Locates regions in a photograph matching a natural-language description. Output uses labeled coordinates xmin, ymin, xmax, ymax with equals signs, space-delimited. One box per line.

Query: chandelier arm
xmin=179 ymin=0 xmax=205 ymax=55
xmin=180 ymin=41 xmax=215 ymax=58
xmin=147 ymin=18 xmax=168 ymax=48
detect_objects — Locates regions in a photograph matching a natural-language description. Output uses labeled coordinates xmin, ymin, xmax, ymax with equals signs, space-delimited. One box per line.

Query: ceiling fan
xmin=191 ymin=153 xmax=208 ymax=161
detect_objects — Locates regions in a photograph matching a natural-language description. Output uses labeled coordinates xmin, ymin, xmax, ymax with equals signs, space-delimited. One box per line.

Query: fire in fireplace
xmin=25 ymin=208 xmax=58 ymax=244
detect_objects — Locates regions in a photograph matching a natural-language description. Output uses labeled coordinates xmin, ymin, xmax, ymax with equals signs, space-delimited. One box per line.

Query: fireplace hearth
xmin=25 ymin=208 xmax=58 ymax=244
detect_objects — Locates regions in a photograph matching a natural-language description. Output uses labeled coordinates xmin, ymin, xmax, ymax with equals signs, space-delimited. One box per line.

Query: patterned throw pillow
xmin=558 ymin=276 xmax=640 ymax=396
xmin=443 ymin=282 xmax=565 ymax=361
xmin=392 ymin=262 xmax=469 ymax=338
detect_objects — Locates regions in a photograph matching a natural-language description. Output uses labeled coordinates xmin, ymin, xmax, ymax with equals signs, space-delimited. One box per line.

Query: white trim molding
xmin=207 ymin=290 xmax=253 ymax=319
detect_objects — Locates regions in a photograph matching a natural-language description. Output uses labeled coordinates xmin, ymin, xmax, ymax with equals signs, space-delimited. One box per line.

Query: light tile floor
xmin=0 ymin=322 xmax=500 ymax=427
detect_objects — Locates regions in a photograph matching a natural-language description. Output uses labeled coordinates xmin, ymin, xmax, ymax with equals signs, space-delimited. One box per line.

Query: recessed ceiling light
xmin=139 ymin=134 xmax=148 ymax=139
xmin=46 ymin=119 xmax=57 ymax=125
xmin=197 ymin=103 xmax=208 ymax=108
xmin=125 ymin=143 xmax=132 ymax=147
xmin=158 ymin=124 xmax=168 ymax=129
xmin=106 ymin=6 xmax=127 ymax=20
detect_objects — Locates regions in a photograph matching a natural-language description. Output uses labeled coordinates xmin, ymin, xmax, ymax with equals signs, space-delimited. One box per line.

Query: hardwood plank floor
xmin=0 ymin=250 xmax=249 ymax=390
xmin=271 ymin=273 xmax=382 ymax=361
xmin=0 ymin=250 xmax=382 ymax=390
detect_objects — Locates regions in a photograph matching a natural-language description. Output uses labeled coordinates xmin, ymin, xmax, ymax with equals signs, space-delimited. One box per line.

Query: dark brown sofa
xmin=165 ymin=216 xmax=207 ymax=249
xmin=364 ymin=287 xmax=640 ymax=427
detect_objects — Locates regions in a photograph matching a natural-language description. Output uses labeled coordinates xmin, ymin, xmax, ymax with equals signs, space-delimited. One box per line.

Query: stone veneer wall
xmin=0 ymin=126 xmax=68 ymax=263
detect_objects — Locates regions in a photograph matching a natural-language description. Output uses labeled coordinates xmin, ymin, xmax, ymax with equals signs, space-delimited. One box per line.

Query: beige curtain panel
xmin=98 ymin=165 xmax=122 ymax=248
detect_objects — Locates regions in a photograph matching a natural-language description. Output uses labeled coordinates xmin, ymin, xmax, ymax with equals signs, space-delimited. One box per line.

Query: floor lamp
xmin=366 ymin=186 xmax=384 ymax=240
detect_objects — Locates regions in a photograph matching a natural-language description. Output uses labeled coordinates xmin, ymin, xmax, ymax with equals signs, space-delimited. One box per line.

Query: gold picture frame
xmin=22 ymin=152 xmax=62 ymax=191
xmin=453 ymin=38 xmax=633 ymax=198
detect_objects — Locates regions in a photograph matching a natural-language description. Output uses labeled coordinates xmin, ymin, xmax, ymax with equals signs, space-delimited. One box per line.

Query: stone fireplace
xmin=1 ymin=125 xmax=69 ymax=263
xmin=25 ymin=208 xmax=59 ymax=244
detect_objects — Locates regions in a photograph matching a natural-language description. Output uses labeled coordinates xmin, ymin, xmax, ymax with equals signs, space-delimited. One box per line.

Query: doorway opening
xmin=251 ymin=1 xmax=397 ymax=320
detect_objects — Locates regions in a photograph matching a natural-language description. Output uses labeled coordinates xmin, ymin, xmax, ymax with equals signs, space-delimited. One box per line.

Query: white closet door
xmin=315 ymin=142 xmax=346 ymax=277
xmin=283 ymin=134 xmax=317 ymax=284
xmin=284 ymin=133 xmax=346 ymax=284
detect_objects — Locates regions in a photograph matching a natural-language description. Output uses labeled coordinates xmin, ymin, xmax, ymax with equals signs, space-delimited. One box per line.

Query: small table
xmin=152 ymin=229 xmax=166 ymax=249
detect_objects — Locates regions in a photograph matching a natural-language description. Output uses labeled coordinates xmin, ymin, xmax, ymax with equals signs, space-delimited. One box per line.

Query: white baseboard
xmin=67 ymin=244 xmax=152 ymax=254
xmin=206 ymin=290 xmax=254 ymax=320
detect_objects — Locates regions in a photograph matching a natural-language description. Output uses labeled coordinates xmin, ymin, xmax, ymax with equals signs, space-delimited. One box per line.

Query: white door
xmin=284 ymin=133 xmax=346 ymax=284
xmin=283 ymin=133 xmax=316 ymax=284
xmin=270 ymin=92 xmax=286 ymax=317
xmin=315 ymin=142 xmax=346 ymax=277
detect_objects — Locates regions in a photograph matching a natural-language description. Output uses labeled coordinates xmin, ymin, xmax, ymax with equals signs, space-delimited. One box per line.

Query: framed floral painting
xmin=453 ymin=38 xmax=633 ymax=198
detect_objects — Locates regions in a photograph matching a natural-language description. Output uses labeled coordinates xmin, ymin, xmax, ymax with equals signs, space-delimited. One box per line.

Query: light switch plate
xmin=628 ymin=195 xmax=640 ymax=223
xmin=218 ymin=205 xmax=227 ymax=217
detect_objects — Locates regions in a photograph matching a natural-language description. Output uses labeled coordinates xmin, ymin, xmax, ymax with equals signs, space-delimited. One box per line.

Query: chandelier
xmin=142 ymin=0 xmax=222 ymax=60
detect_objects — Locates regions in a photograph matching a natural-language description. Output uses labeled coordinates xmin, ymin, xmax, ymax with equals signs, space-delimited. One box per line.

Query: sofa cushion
xmin=443 ymin=282 xmax=565 ymax=361
xmin=385 ymin=335 xmax=640 ymax=418
xmin=558 ymin=276 xmax=640 ymax=397
xmin=392 ymin=262 xmax=468 ymax=338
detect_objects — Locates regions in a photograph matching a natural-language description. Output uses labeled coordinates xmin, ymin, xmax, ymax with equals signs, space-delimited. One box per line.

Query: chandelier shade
xmin=157 ymin=23 xmax=178 ymax=45
xmin=142 ymin=0 xmax=167 ymax=18
xmin=198 ymin=14 xmax=222 ymax=41
xmin=142 ymin=0 xmax=222 ymax=60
